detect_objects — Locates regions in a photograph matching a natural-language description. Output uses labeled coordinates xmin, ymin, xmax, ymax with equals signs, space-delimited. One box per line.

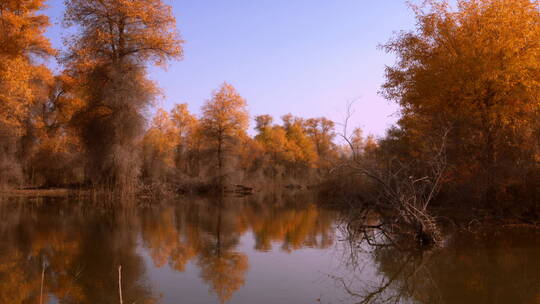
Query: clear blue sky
xmin=43 ymin=0 xmax=417 ymax=136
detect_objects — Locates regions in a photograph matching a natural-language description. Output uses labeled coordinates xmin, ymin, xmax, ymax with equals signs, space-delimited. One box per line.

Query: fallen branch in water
xmin=336 ymin=103 xmax=449 ymax=249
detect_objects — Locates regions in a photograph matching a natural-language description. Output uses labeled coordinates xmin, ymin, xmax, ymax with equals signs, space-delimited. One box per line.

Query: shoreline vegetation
xmin=1 ymin=0 xmax=539 ymax=250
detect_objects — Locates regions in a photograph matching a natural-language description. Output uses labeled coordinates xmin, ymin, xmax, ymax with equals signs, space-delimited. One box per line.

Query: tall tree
xmin=200 ymin=83 xmax=249 ymax=179
xmin=63 ymin=0 xmax=183 ymax=67
xmin=281 ymin=114 xmax=318 ymax=172
xmin=381 ymin=0 xmax=540 ymax=203
xmin=254 ymin=115 xmax=289 ymax=179
xmin=0 ymin=0 xmax=53 ymax=130
xmin=305 ymin=117 xmax=336 ymax=168
xmin=170 ymin=103 xmax=199 ymax=175
xmin=23 ymin=72 xmax=87 ymax=187
xmin=63 ymin=0 xmax=183 ymax=189
xmin=0 ymin=0 xmax=54 ymax=187
xmin=141 ymin=109 xmax=177 ymax=183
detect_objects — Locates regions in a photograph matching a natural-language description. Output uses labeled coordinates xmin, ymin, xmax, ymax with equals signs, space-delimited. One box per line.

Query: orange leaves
xmin=0 ymin=0 xmax=54 ymax=58
xmin=0 ymin=58 xmax=33 ymax=133
xmin=380 ymin=0 xmax=540 ymax=199
xmin=61 ymin=0 xmax=184 ymax=187
xmin=281 ymin=115 xmax=319 ymax=167
xmin=201 ymin=83 xmax=249 ymax=139
xmin=255 ymin=123 xmax=289 ymax=159
xmin=254 ymin=113 xmax=342 ymax=178
xmin=0 ymin=0 xmax=54 ymax=135
xmin=199 ymin=83 xmax=249 ymax=172
xmin=171 ymin=103 xmax=198 ymax=143
xmin=142 ymin=104 xmax=200 ymax=180
xmin=64 ymin=0 xmax=183 ymax=67
xmin=143 ymin=109 xmax=178 ymax=167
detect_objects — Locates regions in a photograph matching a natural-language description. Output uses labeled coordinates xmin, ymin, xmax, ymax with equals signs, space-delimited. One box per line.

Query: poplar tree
xmin=63 ymin=0 xmax=184 ymax=189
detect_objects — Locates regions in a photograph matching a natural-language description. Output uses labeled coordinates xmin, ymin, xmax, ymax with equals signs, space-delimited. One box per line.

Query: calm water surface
xmin=0 ymin=194 xmax=538 ymax=304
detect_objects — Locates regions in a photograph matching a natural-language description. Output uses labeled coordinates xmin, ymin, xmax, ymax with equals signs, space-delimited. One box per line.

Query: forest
xmin=1 ymin=0 xmax=539 ymax=303
xmin=1 ymin=0 xmax=539 ymax=246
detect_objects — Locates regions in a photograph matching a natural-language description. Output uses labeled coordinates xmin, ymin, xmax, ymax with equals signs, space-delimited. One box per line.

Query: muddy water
xmin=0 ymin=194 xmax=538 ymax=304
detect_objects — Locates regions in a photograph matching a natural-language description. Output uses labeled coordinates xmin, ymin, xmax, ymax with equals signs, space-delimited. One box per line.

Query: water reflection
xmin=336 ymin=226 xmax=540 ymax=304
xmin=0 ymin=193 xmax=336 ymax=304
xmin=0 ymin=195 xmax=539 ymax=304
xmin=0 ymin=199 xmax=156 ymax=304
xmin=138 ymin=194 xmax=335 ymax=303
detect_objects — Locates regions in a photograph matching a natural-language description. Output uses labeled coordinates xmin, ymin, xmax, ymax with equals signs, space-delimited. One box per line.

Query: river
xmin=0 ymin=193 xmax=538 ymax=303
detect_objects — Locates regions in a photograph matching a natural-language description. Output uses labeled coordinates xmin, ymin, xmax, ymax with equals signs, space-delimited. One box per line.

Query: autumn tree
xmin=281 ymin=114 xmax=318 ymax=174
xmin=0 ymin=0 xmax=53 ymax=132
xmin=63 ymin=0 xmax=183 ymax=190
xmin=254 ymin=114 xmax=338 ymax=181
xmin=22 ymin=73 xmax=87 ymax=187
xmin=381 ymin=0 xmax=540 ymax=205
xmin=304 ymin=117 xmax=337 ymax=168
xmin=171 ymin=103 xmax=200 ymax=176
xmin=200 ymin=83 xmax=249 ymax=181
xmin=253 ymin=115 xmax=294 ymax=179
xmin=0 ymin=0 xmax=54 ymax=187
xmin=254 ymin=114 xmax=273 ymax=134
xmin=141 ymin=104 xmax=200 ymax=183
xmin=141 ymin=109 xmax=178 ymax=183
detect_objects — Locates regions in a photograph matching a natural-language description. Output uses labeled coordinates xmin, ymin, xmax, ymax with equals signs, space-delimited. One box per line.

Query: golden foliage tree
xmin=142 ymin=109 xmax=178 ymax=183
xmin=305 ymin=117 xmax=337 ymax=168
xmin=63 ymin=0 xmax=184 ymax=189
xmin=0 ymin=0 xmax=53 ymax=131
xmin=0 ymin=0 xmax=54 ymax=187
xmin=381 ymin=0 xmax=540 ymax=203
xmin=254 ymin=114 xmax=339 ymax=181
xmin=63 ymin=0 xmax=183 ymax=67
xmin=254 ymin=115 xmax=289 ymax=179
xmin=171 ymin=103 xmax=200 ymax=175
xmin=281 ymin=114 xmax=319 ymax=172
xmin=200 ymin=83 xmax=249 ymax=179
xmin=23 ymin=72 xmax=88 ymax=187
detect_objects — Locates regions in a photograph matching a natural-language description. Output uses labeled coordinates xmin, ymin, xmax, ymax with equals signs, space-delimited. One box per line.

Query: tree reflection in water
xmin=334 ymin=214 xmax=540 ymax=304
xmin=0 ymin=192 xmax=337 ymax=304
xmin=139 ymin=193 xmax=335 ymax=303
xmin=0 ymin=197 xmax=157 ymax=304
xmin=1 ymin=196 xmax=539 ymax=304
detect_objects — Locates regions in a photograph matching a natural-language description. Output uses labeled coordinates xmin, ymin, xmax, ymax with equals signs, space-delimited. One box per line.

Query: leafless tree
xmin=336 ymin=102 xmax=448 ymax=248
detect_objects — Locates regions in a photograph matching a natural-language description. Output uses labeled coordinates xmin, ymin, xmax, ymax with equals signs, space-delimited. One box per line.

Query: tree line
xmin=0 ymin=0 xmax=367 ymax=191
xmin=1 ymin=0 xmax=539 ymax=215
xmin=0 ymin=0 xmax=378 ymax=190
xmin=141 ymin=90 xmax=377 ymax=191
